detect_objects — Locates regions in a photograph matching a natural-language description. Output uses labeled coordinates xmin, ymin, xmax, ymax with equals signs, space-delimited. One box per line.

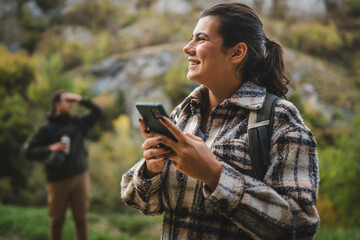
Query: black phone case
xmin=135 ymin=102 xmax=177 ymax=141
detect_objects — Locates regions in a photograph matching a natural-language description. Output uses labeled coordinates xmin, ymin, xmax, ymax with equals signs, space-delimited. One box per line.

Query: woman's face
xmin=183 ymin=16 xmax=234 ymax=88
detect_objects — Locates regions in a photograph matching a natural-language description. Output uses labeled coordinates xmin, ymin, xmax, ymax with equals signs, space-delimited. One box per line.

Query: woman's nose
xmin=183 ymin=41 xmax=195 ymax=55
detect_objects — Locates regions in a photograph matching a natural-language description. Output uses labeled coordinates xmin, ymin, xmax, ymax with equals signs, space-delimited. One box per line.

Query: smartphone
xmin=135 ymin=102 xmax=177 ymax=142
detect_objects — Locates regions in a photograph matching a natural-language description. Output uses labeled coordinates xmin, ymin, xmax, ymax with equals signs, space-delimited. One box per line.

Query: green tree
xmin=0 ymin=46 xmax=34 ymax=97
xmin=0 ymin=45 xmax=35 ymax=202
xmin=27 ymin=54 xmax=78 ymax=110
xmin=319 ymin=105 xmax=360 ymax=226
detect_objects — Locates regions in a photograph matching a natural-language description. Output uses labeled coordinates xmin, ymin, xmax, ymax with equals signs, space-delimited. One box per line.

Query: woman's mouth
xmin=189 ymin=60 xmax=200 ymax=66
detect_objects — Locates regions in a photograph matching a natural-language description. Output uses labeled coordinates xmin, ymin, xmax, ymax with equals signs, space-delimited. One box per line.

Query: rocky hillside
xmin=1 ymin=0 xmax=357 ymax=127
xmin=85 ymin=41 xmax=357 ymax=127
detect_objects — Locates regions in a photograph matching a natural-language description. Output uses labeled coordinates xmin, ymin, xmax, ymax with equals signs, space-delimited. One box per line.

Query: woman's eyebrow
xmin=192 ymin=32 xmax=209 ymax=38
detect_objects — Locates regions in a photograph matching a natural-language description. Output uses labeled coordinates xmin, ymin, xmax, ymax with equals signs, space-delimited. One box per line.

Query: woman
xmin=121 ymin=2 xmax=319 ymax=240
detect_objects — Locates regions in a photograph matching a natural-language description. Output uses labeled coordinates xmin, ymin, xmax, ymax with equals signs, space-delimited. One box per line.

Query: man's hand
xmin=62 ymin=92 xmax=82 ymax=102
xmin=48 ymin=142 xmax=66 ymax=153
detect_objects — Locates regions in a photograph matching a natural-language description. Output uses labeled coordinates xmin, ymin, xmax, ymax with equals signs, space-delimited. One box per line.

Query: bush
xmin=82 ymin=32 xmax=114 ymax=64
xmin=318 ymin=105 xmax=360 ymax=227
xmin=63 ymin=0 xmax=118 ymax=30
xmin=0 ymin=94 xmax=31 ymax=203
xmin=286 ymin=21 xmax=343 ymax=58
xmin=61 ymin=41 xmax=84 ymax=70
xmin=27 ymin=54 xmax=86 ymax=110
xmin=162 ymin=58 xmax=198 ymax=106
xmin=88 ymin=115 xmax=143 ymax=211
xmin=0 ymin=45 xmax=35 ymax=98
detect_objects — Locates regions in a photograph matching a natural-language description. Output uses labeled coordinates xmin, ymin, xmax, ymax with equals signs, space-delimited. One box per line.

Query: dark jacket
xmin=25 ymin=98 xmax=103 ymax=182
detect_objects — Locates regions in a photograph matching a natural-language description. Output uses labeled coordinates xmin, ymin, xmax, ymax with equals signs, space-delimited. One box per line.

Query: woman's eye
xmin=198 ymin=37 xmax=205 ymax=41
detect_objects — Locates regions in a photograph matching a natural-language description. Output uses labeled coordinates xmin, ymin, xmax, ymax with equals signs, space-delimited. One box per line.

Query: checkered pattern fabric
xmin=121 ymin=81 xmax=320 ymax=240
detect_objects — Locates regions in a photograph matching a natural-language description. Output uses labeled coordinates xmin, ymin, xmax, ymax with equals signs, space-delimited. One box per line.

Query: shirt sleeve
xmin=203 ymin=100 xmax=320 ymax=240
xmin=76 ymin=97 xmax=104 ymax=132
xmin=121 ymin=159 xmax=168 ymax=216
xmin=24 ymin=125 xmax=51 ymax=161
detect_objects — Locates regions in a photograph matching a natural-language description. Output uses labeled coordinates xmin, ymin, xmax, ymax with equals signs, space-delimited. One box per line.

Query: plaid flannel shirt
xmin=121 ymin=81 xmax=320 ymax=240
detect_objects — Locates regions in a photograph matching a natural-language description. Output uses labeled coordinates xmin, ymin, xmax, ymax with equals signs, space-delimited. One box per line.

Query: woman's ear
xmin=231 ymin=42 xmax=247 ymax=64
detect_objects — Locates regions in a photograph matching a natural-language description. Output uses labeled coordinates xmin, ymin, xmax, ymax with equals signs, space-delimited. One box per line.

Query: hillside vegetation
xmin=1 ymin=0 xmax=360 ymax=236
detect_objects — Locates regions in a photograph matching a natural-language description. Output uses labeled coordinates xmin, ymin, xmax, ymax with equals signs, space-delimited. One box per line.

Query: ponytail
xmin=259 ymin=38 xmax=290 ymax=98
xmin=201 ymin=3 xmax=291 ymax=98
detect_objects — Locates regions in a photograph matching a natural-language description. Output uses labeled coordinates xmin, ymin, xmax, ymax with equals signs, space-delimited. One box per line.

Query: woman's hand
xmin=139 ymin=118 xmax=172 ymax=178
xmin=157 ymin=116 xmax=222 ymax=190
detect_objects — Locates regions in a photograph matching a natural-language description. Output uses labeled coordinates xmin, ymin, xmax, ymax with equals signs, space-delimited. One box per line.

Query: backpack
xmin=247 ymin=93 xmax=280 ymax=181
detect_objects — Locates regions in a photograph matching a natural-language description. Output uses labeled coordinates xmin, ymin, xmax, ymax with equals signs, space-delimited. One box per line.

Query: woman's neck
xmin=200 ymin=80 xmax=242 ymax=133
xmin=208 ymin=83 xmax=241 ymax=109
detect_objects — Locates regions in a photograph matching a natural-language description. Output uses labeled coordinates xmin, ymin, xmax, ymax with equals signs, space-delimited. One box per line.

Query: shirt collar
xmin=184 ymin=81 xmax=266 ymax=111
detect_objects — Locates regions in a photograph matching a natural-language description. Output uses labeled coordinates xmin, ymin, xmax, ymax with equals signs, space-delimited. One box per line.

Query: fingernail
xmin=157 ymin=137 xmax=162 ymax=141
xmin=160 ymin=116 xmax=166 ymax=121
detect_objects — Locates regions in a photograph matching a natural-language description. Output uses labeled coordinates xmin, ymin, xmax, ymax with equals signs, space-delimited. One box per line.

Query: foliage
xmin=0 ymin=46 xmax=35 ymax=203
xmin=93 ymin=91 xmax=126 ymax=126
xmin=0 ymin=45 xmax=34 ymax=97
xmin=324 ymin=0 xmax=360 ymax=47
xmin=14 ymin=0 xmax=63 ymax=52
xmin=61 ymin=41 xmax=84 ymax=70
xmin=0 ymin=94 xmax=31 ymax=202
xmin=2 ymin=0 xmax=360 ymax=233
xmin=27 ymin=54 xmax=86 ymax=110
xmin=314 ymin=227 xmax=360 ymax=240
xmin=285 ymin=21 xmax=343 ymax=58
xmin=162 ymin=58 xmax=198 ymax=106
xmin=88 ymin=115 xmax=143 ymax=211
xmin=0 ymin=203 xmax=162 ymax=240
xmin=3 ymin=203 xmax=360 ymax=240
xmin=318 ymin=105 xmax=360 ymax=227
xmin=63 ymin=0 xmax=121 ymax=30
xmin=82 ymin=31 xmax=115 ymax=64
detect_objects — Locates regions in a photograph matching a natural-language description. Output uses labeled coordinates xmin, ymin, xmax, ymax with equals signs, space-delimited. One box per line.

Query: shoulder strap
xmin=247 ymin=93 xmax=279 ymax=181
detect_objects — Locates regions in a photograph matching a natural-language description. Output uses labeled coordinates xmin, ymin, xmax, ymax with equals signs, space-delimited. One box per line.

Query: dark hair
xmin=51 ymin=90 xmax=67 ymax=113
xmin=200 ymin=3 xmax=290 ymax=98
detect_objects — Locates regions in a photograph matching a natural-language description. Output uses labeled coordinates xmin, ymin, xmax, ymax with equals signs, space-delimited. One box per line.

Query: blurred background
xmin=0 ymin=0 xmax=360 ymax=239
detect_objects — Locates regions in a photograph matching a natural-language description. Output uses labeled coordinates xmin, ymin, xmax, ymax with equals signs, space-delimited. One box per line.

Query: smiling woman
xmin=121 ymin=2 xmax=319 ymax=240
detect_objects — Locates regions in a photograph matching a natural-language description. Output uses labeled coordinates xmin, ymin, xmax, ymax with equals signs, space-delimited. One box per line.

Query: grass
xmin=1 ymin=204 xmax=360 ymax=239
xmin=0 ymin=204 xmax=162 ymax=240
xmin=315 ymin=227 xmax=360 ymax=240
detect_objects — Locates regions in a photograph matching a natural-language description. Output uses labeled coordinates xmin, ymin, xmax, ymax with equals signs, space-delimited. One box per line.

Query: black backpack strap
xmin=248 ymin=93 xmax=280 ymax=181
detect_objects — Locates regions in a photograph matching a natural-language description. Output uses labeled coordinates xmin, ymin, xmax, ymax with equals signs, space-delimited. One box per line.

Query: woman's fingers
xmin=139 ymin=118 xmax=153 ymax=138
xmin=143 ymin=145 xmax=172 ymax=160
xmin=185 ymin=132 xmax=203 ymax=142
xmin=159 ymin=116 xmax=186 ymax=143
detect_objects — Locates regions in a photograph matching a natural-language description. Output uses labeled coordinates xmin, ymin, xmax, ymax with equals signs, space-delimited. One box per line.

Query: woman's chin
xmin=187 ymin=73 xmax=201 ymax=84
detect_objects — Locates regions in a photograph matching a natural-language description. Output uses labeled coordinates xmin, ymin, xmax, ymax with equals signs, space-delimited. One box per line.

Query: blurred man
xmin=25 ymin=91 xmax=103 ymax=240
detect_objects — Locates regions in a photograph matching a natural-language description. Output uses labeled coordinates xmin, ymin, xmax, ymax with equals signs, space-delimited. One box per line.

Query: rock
xmin=61 ymin=26 xmax=93 ymax=44
xmin=153 ymin=0 xmax=192 ymax=15
xmin=91 ymin=43 xmax=185 ymax=126
xmin=23 ymin=1 xmax=44 ymax=20
xmin=0 ymin=0 xmax=22 ymax=52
